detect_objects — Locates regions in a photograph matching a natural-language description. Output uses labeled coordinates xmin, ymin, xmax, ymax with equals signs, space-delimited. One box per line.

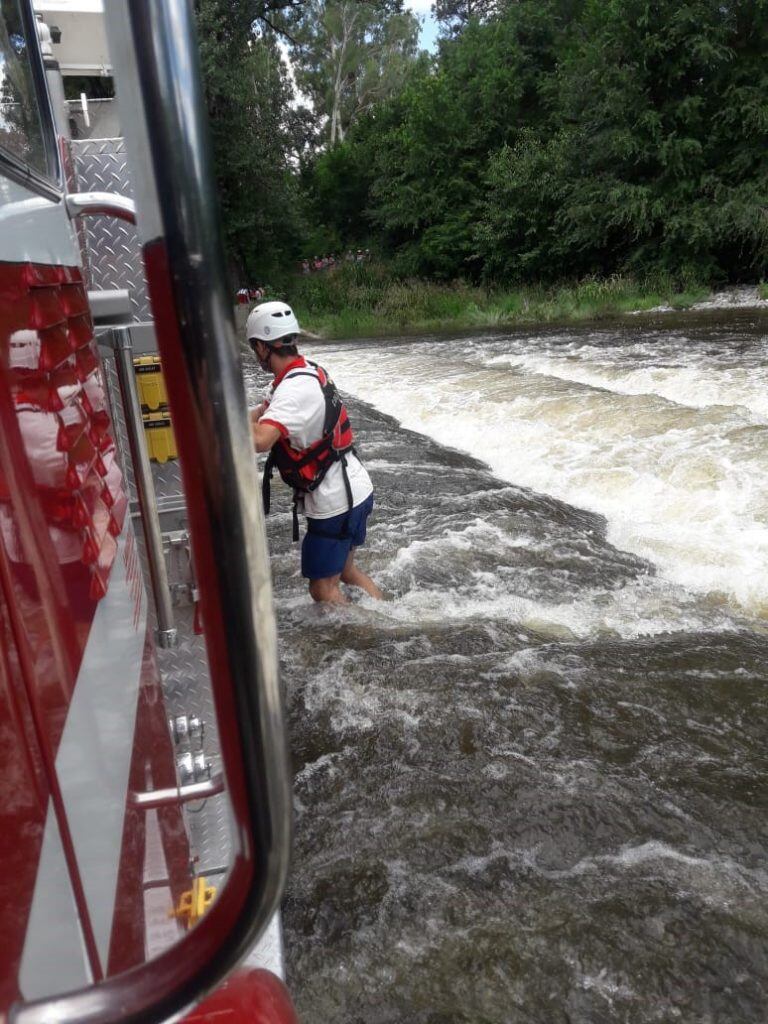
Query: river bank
xmin=286 ymin=266 xmax=724 ymax=340
xmin=235 ymin=271 xmax=767 ymax=342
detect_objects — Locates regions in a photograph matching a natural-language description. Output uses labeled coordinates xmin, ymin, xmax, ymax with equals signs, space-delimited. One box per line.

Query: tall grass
xmin=283 ymin=264 xmax=709 ymax=339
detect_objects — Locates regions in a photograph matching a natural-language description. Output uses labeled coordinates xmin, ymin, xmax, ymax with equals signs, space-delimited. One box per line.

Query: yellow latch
xmin=134 ymin=354 xmax=169 ymax=411
xmin=142 ymin=412 xmax=178 ymax=463
xmin=170 ymin=877 xmax=217 ymax=928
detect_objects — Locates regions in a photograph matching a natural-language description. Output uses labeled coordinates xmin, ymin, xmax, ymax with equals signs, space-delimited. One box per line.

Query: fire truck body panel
xmin=18 ymin=535 xmax=145 ymax=995
xmin=0 ymin=180 xmax=78 ymax=263
xmin=0 ymin=176 xmax=94 ymax=993
xmin=0 ymin=98 xmax=190 ymax=1000
xmin=0 ymin=224 xmax=193 ymax=1001
xmin=0 ymin=554 xmax=77 ymax=1009
xmin=2 ymin=3 xmax=295 ymax=1021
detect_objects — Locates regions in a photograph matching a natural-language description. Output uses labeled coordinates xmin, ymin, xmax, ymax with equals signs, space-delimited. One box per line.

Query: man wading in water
xmin=248 ymin=301 xmax=383 ymax=605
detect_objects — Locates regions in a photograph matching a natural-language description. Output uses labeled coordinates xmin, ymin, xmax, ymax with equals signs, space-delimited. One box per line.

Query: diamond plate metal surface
xmin=153 ymin=604 xmax=233 ymax=877
xmin=102 ymin=344 xmax=234 ymax=902
xmin=243 ymin=914 xmax=285 ymax=978
xmin=71 ymin=138 xmax=152 ymax=321
xmin=151 ymin=570 xmax=285 ymax=979
xmin=153 ymin=459 xmax=189 ymax=536
xmin=152 ymin=459 xmax=185 ymax=513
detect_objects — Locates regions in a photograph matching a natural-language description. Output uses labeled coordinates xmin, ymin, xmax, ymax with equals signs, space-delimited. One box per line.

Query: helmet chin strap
xmin=257 ymin=339 xmax=293 ymax=373
xmin=257 ymin=341 xmax=274 ymax=373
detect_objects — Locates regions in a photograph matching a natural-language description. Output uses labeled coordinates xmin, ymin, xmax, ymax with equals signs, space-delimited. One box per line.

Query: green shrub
xmin=286 ymin=263 xmax=708 ymax=338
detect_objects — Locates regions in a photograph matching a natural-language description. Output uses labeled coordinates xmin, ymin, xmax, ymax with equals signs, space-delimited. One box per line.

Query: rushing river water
xmin=249 ymin=309 xmax=768 ymax=1023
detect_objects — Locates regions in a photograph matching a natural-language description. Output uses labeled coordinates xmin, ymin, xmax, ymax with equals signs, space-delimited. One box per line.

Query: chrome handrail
xmin=112 ymin=2 xmax=293 ymax=965
xmin=65 ymin=192 xmax=137 ymax=223
xmin=130 ymin=773 xmax=225 ymax=810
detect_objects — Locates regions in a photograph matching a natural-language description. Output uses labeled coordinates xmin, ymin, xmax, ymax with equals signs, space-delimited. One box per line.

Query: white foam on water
xmin=602 ymin=840 xmax=712 ymax=870
xmin=449 ymin=838 xmax=768 ymax=893
xmin=690 ymin=286 xmax=768 ymax=310
xmin=365 ymin=565 xmax=740 ymax=639
xmin=314 ymin=334 xmax=768 ymax=618
xmin=485 ymin=343 xmax=768 ymax=421
xmin=294 ymin=751 xmax=345 ymax=784
xmin=299 ymin=648 xmax=431 ymax=735
xmin=363 ymin=458 xmax=447 ymax=473
xmin=384 ymin=517 xmax=539 ymax=569
xmin=577 ymin=968 xmax=636 ymax=1004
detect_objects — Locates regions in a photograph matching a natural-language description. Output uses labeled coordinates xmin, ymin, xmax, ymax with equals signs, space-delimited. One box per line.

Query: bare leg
xmin=341 ymin=550 xmax=383 ymax=600
xmin=309 ymin=574 xmax=349 ymax=605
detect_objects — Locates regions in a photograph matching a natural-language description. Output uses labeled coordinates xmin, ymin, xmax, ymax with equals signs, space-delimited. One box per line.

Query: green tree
xmin=300 ymin=89 xmax=408 ymax=248
xmin=361 ymin=4 xmax=570 ymax=277
xmin=196 ymin=0 xmax=768 ymax=286
xmin=194 ymin=0 xmax=305 ymax=282
xmin=432 ymin=0 xmax=502 ymax=34
xmin=289 ymin=0 xmax=420 ymax=145
xmin=477 ymin=0 xmax=768 ymax=282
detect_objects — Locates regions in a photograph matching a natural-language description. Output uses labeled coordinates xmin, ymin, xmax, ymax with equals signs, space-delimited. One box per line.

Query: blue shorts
xmin=301 ymin=493 xmax=374 ymax=580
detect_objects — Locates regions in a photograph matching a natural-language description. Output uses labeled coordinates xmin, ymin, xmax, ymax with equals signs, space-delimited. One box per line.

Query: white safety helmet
xmin=245 ymin=301 xmax=301 ymax=346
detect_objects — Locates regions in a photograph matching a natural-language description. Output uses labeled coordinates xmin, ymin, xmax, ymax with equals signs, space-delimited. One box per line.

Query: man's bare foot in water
xmin=308 ymin=552 xmax=382 ymax=604
xmin=341 ymin=551 xmax=383 ymax=600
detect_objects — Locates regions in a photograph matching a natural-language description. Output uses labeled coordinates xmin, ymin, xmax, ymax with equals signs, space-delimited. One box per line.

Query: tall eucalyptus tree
xmin=289 ymin=0 xmax=420 ymax=146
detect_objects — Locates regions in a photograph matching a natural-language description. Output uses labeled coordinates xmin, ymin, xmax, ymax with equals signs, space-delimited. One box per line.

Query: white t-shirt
xmin=260 ymin=358 xmax=373 ymax=519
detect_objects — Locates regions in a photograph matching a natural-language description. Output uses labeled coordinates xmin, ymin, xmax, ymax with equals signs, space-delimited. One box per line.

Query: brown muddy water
xmin=248 ymin=309 xmax=768 ymax=1023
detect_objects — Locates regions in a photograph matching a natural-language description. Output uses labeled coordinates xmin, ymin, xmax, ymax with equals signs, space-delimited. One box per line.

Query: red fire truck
xmin=0 ymin=1 xmax=297 ymax=1021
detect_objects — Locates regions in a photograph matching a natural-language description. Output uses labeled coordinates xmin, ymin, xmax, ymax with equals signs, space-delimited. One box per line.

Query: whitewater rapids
xmin=248 ymin=308 xmax=768 ymax=1023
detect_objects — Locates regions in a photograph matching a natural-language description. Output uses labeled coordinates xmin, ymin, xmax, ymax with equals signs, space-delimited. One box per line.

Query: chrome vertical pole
xmin=111 ymin=325 xmax=178 ymax=648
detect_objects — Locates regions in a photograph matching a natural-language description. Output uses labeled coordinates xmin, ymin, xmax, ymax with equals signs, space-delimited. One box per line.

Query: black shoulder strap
xmin=283 ymin=370 xmax=319 ymax=381
xmin=262 ymin=449 xmax=275 ymax=514
xmin=292 ymin=493 xmax=300 ymax=542
xmin=283 ymin=367 xmax=340 ymax=437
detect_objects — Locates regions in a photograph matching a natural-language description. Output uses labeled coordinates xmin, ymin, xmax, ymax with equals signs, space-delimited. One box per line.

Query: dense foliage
xmin=194 ymin=0 xmax=305 ymax=282
xmin=196 ymin=0 xmax=768 ymax=287
xmin=307 ymin=0 xmax=768 ymax=284
xmin=431 ymin=0 xmax=503 ymax=35
xmin=476 ymin=0 xmax=768 ymax=283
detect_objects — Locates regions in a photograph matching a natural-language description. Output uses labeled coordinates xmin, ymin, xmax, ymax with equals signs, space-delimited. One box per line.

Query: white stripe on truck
xmin=20 ymin=529 xmax=148 ymax=994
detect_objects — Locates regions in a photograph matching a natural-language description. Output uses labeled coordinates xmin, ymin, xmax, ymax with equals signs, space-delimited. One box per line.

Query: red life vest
xmin=261 ymin=362 xmax=355 ymax=540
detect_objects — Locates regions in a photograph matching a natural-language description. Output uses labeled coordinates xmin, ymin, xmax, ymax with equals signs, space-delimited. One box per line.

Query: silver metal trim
xmin=112 ymin=0 xmax=292 ymax=955
xmin=70 ymin=140 xmax=153 ymax=323
xmin=87 ymin=289 xmax=132 ymax=325
xmin=65 ymin=192 xmax=136 ymax=223
xmin=130 ymin=774 xmax=225 ymax=811
xmin=155 ymin=627 xmax=179 ymax=649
